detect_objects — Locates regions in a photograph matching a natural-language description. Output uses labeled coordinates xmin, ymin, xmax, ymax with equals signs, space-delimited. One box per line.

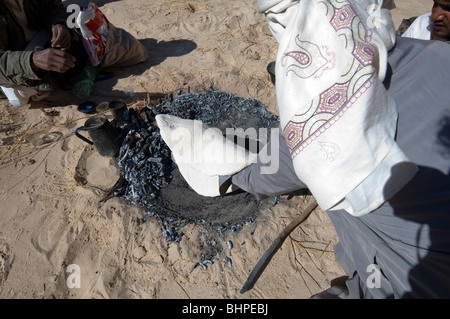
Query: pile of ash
xmin=111 ymin=89 xmax=279 ymax=265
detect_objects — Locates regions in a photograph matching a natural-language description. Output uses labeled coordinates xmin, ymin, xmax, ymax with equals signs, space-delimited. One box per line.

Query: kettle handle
xmin=75 ymin=127 xmax=94 ymax=145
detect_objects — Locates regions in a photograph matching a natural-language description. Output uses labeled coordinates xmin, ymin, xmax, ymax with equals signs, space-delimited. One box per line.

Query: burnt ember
xmin=111 ymin=89 xmax=278 ymax=265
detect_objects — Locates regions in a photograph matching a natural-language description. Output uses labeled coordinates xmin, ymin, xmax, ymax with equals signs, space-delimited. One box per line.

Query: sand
xmin=0 ymin=0 xmax=432 ymax=299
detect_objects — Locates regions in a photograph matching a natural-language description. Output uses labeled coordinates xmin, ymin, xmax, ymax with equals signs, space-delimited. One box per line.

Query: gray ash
xmin=155 ymin=90 xmax=278 ymax=131
xmin=112 ymin=90 xmax=278 ymax=265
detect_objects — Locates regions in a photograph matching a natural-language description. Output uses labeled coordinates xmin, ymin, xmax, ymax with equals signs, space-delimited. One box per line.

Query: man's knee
xmin=0 ymin=86 xmax=49 ymax=107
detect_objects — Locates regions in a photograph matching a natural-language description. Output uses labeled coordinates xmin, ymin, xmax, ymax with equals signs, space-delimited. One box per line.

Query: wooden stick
xmin=240 ymin=198 xmax=318 ymax=294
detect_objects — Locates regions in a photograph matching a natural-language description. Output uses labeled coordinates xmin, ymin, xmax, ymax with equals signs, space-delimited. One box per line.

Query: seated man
xmin=0 ymin=0 xmax=87 ymax=107
xmin=400 ymin=0 xmax=450 ymax=42
xmin=150 ymin=0 xmax=448 ymax=298
xmin=230 ymin=0 xmax=450 ymax=298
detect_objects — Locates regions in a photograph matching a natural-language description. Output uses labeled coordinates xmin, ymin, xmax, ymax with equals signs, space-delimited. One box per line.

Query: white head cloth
xmin=402 ymin=12 xmax=433 ymax=40
xmin=258 ymin=0 xmax=417 ymax=216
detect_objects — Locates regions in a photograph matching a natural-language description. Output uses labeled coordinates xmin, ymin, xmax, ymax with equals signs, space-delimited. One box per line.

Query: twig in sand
xmin=289 ymin=236 xmax=325 ymax=294
xmin=99 ymin=176 xmax=127 ymax=203
xmin=288 ymin=236 xmax=334 ymax=296
xmin=289 ymin=238 xmax=314 ymax=295
xmin=170 ymin=259 xmax=193 ymax=299
xmin=0 ymin=114 xmax=96 ymax=164
xmin=240 ymin=198 xmax=318 ymax=294
xmin=319 ymin=240 xmax=332 ymax=258
xmin=291 ymin=237 xmax=326 ymax=277
xmin=4 ymin=141 xmax=57 ymax=193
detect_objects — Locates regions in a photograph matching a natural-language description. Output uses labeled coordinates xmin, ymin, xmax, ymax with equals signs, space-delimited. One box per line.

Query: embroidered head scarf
xmin=258 ymin=0 xmax=417 ymax=216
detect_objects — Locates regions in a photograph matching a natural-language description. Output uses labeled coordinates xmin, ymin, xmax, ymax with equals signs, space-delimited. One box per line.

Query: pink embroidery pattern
xmin=283 ymin=38 xmax=331 ymax=79
xmin=331 ymin=4 xmax=356 ymax=30
xmin=314 ymin=45 xmax=336 ymax=79
xmin=283 ymin=0 xmax=377 ymax=157
xmin=353 ymin=41 xmax=376 ymax=66
xmin=284 ymin=75 xmax=375 ymax=155
xmin=286 ymin=51 xmax=311 ymax=65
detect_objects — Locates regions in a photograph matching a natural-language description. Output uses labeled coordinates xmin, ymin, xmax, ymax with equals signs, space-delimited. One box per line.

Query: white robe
xmin=258 ymin=0 xmax=417 ymax=216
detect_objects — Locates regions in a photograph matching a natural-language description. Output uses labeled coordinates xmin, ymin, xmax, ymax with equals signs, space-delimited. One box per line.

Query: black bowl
xmin=77 ymin=101 xmax=97 ymax=114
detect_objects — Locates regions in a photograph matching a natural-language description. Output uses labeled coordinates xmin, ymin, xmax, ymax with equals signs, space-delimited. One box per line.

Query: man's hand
xmin=51 ymin=23 xmax=72 ymax=51
xmin=32 ymin=48 xmax=76 ymax=73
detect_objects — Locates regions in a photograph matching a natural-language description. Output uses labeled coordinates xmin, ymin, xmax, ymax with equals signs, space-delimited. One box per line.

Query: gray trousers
xmin=232 ymin=37 xmax=450 ymax=298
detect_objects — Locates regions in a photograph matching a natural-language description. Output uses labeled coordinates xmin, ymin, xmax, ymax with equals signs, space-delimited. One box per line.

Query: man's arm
xmin=0 ymin=0 xmax=76 ymax=86
xmin=0 ymin=49 xmax=41 ymax=86
xmin=31 ymin=48 xmax=76 ymax=73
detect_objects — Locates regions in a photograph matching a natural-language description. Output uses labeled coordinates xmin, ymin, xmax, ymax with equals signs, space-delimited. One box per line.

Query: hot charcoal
xmin=112 ymin=89 xmax=279 ymax=265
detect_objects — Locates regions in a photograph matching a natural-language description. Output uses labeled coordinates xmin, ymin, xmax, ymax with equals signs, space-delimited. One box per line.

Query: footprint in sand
xmin=74 ymin=146 xmax=120 ymax=189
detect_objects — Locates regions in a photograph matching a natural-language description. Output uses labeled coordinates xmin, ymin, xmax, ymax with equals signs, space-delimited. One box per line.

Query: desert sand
xmin=0 ymin=0 xmax=432 ymax=299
